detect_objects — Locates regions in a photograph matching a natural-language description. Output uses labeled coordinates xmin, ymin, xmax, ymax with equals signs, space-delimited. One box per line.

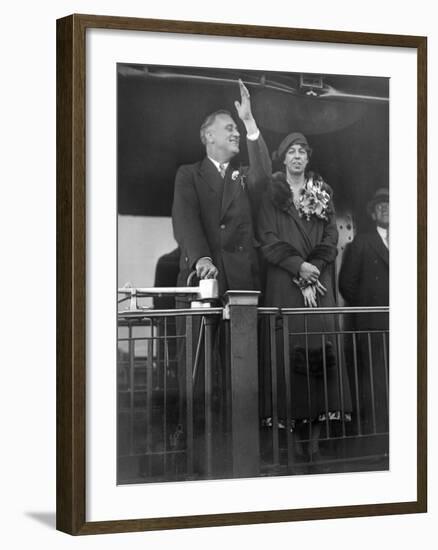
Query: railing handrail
xmin=118 ymin=280 xmax=219 ymax=311
xmin=118 ymin=286 xmax=207 ymax=296
xmin=118 ymin=305 xmax=389 ymax=321
xmin=258 ymin=306 xmax=389 ymax=315
xmin=118 ymin=307 xmax=223 ymax=320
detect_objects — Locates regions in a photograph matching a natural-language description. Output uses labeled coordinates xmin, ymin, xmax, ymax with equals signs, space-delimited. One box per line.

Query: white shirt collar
xmin=376 ymin=225 xmax=389 ymax=248
xmin=208 ymin=157 xmax=229 ymax=173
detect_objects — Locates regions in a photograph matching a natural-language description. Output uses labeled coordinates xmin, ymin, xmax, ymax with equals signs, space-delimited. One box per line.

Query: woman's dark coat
xmin=257 ymin=172 xmax=352 ymax=422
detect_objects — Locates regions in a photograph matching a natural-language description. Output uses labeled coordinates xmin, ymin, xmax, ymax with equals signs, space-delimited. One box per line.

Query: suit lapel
xmin=221 ymin=165 xmax=241 ymax=219
xmin=198 ymin=157 xmax=222 ymax=194
xmin=369 ymin=229 xmax=389 ymax=265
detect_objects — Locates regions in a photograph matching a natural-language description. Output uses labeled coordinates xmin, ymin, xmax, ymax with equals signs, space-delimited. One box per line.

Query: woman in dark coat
xmin=258 ymin=132 xmax=352 ymax=460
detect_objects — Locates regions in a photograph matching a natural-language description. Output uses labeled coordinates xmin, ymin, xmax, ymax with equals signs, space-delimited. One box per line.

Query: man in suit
xmin=339 ymin=188 xmax=389 ymax=451
xmin=171 ymin=81 xmax=270 ymax=476
xmin=339 ymin=188 xmax=389 ymax=327
xmin=172 ymin=79 xmax=271 ymax=297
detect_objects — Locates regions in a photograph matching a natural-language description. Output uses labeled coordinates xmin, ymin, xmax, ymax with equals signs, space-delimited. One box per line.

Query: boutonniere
xmin=296 ymin=174 xmax=331 ymax=221
xmin=231 ymin=169 xmax=246 ymax=190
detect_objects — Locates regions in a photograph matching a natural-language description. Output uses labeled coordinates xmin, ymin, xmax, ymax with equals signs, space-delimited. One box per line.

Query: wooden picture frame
xmin=56 ymin=13 xmax=427 ymax=535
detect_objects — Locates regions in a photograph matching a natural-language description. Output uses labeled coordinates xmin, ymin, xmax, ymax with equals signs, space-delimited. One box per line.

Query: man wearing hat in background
xmin=339 ymin=188 xmax=389 ymax=453
xmin=339 ymin=188 xmax=389 ymax=324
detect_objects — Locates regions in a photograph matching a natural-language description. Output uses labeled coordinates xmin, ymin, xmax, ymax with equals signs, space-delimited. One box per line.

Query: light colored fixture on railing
xmin=118 ymin=279 xmax=219 ymax=311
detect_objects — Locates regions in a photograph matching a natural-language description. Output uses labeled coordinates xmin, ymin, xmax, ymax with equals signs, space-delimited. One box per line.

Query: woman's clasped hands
xmin=300 ymin=280 xmax=327 ymax=307
xmin=294 ymin=261 xmax=327 ymax=307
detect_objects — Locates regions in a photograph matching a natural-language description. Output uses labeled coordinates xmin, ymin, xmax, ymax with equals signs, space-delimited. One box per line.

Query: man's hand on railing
xmin=195 ymin=257 xmax=219 ymax=280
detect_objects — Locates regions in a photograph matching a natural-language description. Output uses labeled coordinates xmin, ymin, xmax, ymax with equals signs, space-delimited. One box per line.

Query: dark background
xmin=117 ymin=64 xmax=389 ymax=232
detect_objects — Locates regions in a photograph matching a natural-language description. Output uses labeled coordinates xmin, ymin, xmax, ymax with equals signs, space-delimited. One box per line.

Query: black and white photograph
xmin=2 ymin=0 xmax=434 ymax=544
xmin=116 ymin=64 xmax=390 ymax=484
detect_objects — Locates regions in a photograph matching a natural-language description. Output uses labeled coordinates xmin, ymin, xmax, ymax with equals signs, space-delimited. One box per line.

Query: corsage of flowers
xmin=231 ymin=169 xmax=246 ymax=190
xmin=296 ymin=174 xmax=331 ymax=221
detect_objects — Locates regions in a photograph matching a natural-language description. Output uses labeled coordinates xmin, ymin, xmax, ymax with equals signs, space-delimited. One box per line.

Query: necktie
xmin=219 ymin=163 xmax=227 ymax=178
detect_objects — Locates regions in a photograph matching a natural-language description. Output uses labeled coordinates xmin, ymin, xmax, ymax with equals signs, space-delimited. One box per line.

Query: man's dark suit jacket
xmin=172 ymin=136 xmax=271 ymax=297
xmin=339 ymin=229 xmax=389 ymax=330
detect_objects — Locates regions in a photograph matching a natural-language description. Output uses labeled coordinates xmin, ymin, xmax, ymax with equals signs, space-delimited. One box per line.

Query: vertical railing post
xmin=204 ymin=316 xmax=215 ymax=478
xmin=223 ymin=290 xmax=260 ymax=477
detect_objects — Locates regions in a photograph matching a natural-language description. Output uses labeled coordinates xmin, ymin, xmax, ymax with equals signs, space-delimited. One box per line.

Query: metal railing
xmin=258 ymin=306 xmax=389 ymax=474
xmin=117 ymin=289 xmax=389 ymax=482
xmin=118 ymin=307 xmax=223 ymax=483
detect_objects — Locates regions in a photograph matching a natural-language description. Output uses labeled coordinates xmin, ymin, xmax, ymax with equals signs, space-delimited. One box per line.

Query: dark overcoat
xmin=338 ymin=230 xmax=389 ymax=436
xmin=257 ymin=173 xmax=338 ymax=309
xmin=172 ymin=136 xmax=271 ymax=297
xmin=257 ymin=173 xmax=352 ymax=422
xmin=339 ymin=230 xmax=389 ymax=330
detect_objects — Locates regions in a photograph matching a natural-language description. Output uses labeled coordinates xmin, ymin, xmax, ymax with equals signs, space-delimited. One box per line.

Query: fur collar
xmin=269 ymin=171 xmax=331 ymax=213
xmin=270 ymin=171 xmax=294 ymax=212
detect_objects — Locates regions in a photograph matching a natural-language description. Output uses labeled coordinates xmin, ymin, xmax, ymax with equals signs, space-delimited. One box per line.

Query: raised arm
xmin=234 ymin=79 xmax=258 ymax=136
xmin=234 ymin=79 xmax=271 ymax=194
